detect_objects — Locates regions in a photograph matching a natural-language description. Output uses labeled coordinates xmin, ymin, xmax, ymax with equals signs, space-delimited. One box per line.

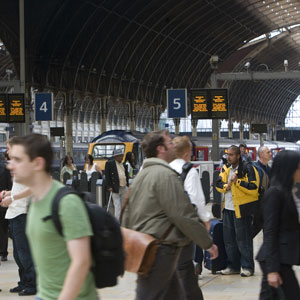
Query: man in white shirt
xmin=0 ymin=137 xmax=36 ymax=296
xmin=170 ymin=136 xmax=212 ymax=300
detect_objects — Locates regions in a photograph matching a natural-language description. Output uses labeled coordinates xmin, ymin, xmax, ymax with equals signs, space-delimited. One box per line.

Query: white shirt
xmin=5 ymin=181 xmax=31 ymax=219
xmin=224 ymin=166 xmax=237 ymax=211
xmin=170 ymin=158 xmax=211 ymax=222
xmin=86 ymin=163 xmax=97 ymax=181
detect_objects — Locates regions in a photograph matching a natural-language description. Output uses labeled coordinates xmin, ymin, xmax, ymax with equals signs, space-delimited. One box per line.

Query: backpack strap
xmin=180 ymin=162 xmax=193 ymax=183
xmin=42 ymin=187 xmax=78 ymax=236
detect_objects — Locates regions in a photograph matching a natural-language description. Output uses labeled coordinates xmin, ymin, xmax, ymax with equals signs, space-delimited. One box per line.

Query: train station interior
xmin=1 ymin=1 xmax=300 ymax=299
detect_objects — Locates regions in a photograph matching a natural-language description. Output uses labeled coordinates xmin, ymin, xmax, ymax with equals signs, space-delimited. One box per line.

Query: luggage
xmin=204 ymin=219 xmax=227 ymax=274
xmin=48 ymin=187 xmax=124 ymax=288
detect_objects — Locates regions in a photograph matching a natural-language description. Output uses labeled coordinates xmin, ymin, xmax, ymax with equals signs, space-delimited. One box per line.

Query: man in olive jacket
xmin=122 ymin=130 xmax=218 ymax=300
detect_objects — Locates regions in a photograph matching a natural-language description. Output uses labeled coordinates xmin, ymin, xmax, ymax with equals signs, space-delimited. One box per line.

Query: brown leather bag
xmin=120 ymin=189 xmax=173 ymax=276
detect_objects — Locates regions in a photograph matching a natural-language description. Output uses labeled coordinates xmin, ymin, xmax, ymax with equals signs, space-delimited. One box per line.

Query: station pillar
xmin=266 ymin=125 xmax=270 ymax=141
xmin=191 ymin=120 xmax=198 ymax=137
xmin=228 ymin=118 xmax=233 ymax=139
xmin=65 ymin=93 xmax=73 ymax=156
xmin=248 ymin=122 xmax=253 ymax=140
xmin=239 ymin=121 xmax=244 ymax=140
xmin=153 ymin=105 xmax=160 ymax=131
xmin=174 ymin=118 xmax=180 ymax=135
xmin=273 ymin=125 xmax=277 ymax=141
xmin=100 ymin=98 xmax=107 ymax=133
xmin=129 ymin=102 xmax=135 ymax=131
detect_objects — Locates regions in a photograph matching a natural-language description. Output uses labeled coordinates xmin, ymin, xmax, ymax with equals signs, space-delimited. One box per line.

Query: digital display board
xmin=190 ymin=89 xmax=229 ymax=119
xmin=7 ymin=94 xmax=25 ymax=123
xmin=0 ymin=94 xmax=8 ymax=123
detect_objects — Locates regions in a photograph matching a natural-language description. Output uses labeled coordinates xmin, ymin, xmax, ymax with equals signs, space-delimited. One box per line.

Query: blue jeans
xmin=223 ymin=209 xmax=254 ymax=272
xmin=9 ymin=214 xmax=36 ymax=291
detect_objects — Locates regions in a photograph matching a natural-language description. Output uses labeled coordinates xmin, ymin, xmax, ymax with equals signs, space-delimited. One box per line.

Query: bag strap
xmin=42 ymin=187 xmax=78 ymax=236
xmin=120 ymin=188 xmax=174 ymax=242
xmin=180 ymin=162 xmax=193 ymax=183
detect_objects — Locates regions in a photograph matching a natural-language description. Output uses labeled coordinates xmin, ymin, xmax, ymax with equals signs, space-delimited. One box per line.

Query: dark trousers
xmin=0 ymin=208 xmax=8 ymax=257
xmin=259 ymin=262 xmax=300 ymax=300
xmin=9 ymin=214 xmax=36 ymax=291
xmin=136 ymin=245 xmax=186 ymax=300
xmin=178 ymin=243 xmax=203 ymax=300
xmin=223 ymin=209 xmax=254 ymax=272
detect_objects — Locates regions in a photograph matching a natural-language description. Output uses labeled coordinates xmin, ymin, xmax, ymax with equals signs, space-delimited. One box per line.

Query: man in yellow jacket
xmin=216 ymin=145 xmax=259 ymax=277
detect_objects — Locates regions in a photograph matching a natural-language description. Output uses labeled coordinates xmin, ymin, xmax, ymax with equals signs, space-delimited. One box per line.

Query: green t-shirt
xmin=26 ymin=180 xmax=98 ymax=300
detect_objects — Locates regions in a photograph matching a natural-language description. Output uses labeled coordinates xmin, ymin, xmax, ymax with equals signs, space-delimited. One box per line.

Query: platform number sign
xmin=167 ymin=89 xmax=187 ymax=118
xmin=35 ymin=93 xmax=53 ymax=121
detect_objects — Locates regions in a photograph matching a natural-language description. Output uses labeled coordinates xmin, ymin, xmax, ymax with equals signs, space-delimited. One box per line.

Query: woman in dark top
xmin=256 ymin=150 xmax=300 ymax=299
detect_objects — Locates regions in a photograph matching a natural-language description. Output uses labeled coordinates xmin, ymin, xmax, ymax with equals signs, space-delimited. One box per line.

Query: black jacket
xmin=256 ymin=186 xmax=300 ymax=273
xmin=105 ymin=159 xmax=129 ymax=193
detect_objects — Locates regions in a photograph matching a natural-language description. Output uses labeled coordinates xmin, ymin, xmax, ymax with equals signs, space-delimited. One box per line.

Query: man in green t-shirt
xmin=7 ymin=134 xmax=98 ymax=300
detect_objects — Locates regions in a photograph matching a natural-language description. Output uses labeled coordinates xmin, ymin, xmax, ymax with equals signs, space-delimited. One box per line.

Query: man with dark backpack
xmin=252 ymin=146 xmax=272 ymax=238
xmin=170 ymin=136 xmax=214 ymax=300
xmin=7 ymin=134 xmax=99 ymax=300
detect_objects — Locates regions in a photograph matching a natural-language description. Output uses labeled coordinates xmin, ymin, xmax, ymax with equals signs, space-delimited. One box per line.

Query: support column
xmin=100 ymin=98 xmax=107 ymax=133
xmin=153 ymin=106 xmax=159 ymax=131
xmin=191 ymin=120 xmax=198 ymax=137
xmin=273 ymin=125 xmax=277 ymax=141
xmin=173 ymin=118 xmax=180 ymax=135
xmin=239 ymin=121 xmax=244 ymax=140
xmin=228 ymin=118 xmax=233 ymax=139
xmin=15 ymin=0 xmax=30 ymax=136
xmin=65 ymin=93 xmax=73 ymax=156
xmin=211 ymin=71 xmax=219 ymax=161
xmin=129 ymin=102 xmax=135 ymax=131
xmin=248 ymin=121 xmax=253 ymax=140
xmin=265 ymin=125 xmax=270 ymax=141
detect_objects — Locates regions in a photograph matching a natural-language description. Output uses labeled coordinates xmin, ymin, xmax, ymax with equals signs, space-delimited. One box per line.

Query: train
xmin=86 ymin=130 xmax=300 ymax=170
xmin=1 ymin=130 xmax=299 ymax=174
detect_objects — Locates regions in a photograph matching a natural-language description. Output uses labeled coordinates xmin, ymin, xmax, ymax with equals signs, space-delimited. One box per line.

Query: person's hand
xmin=267 ymin=272 xmax=282 ymax=289
xmin=0 ymin=190 xmax=9 ymax=199
xmin=230 ymin=173 xmax=238 ymax=183
xmin=226 ymin=182 xmax=231 ymax=191
xmin=108 ymin=188 xmax=113 ymax=193
xmin=208 ymin=244 xmax=218 ymax=260
xmin=0 ymin=196 xmax=12 ymax=208
xmin=204 ymin=221 xmax=210 ymax=231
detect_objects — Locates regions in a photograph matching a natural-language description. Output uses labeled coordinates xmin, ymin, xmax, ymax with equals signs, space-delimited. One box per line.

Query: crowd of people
xmin=0 ymin=131 xmax=299 ymax=300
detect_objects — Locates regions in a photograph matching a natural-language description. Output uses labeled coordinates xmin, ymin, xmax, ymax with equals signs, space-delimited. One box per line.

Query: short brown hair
xmin=173 ymin=136 xmax=191 ymax=158
xmin=141 ymin=130 xmax=169 ymax=158
xmin=10 ymin=134 xmax=53 ymax=174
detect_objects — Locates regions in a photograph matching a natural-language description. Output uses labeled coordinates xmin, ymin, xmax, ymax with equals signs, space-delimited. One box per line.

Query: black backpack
xmin=44 ymin=187 xmax=124 ymax=288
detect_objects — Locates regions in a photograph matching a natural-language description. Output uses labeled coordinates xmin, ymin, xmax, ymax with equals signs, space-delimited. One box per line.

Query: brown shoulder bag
xmin=120 ymin=189 xmax=173 ymax=276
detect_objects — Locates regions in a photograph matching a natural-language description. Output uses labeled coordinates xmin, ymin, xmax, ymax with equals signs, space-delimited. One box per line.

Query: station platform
xmin=1 ymin=232 xmax=299 ymax=300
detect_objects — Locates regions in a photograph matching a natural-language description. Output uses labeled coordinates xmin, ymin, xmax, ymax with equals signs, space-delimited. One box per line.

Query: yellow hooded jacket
xmin=216 ymin=161 xmax=259 ymax=218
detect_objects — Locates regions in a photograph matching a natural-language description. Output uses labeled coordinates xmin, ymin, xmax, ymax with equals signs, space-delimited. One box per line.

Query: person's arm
xmin=234 ymin=163 xmax=258 ymax=196
xmin=184 ymin=169 xmax=211 ymax=223
xmin=105 ymin=162 xmax=113 ymax=192
xmin=60 ymin=166 xmax=66 ymax=182
xmin=263 ymin=187 xmax=282 ymax=275
xmin=157 ymin=172 xmax=213 ymax=250
xmin=215 ymin=167 xmax=229 ymax=194
xmin=95 ymin=164 xmax=102 ymax=175
xmin=58 ymin=237 xmax=91 ymax=300
xmin=1 ymin=187 xmax=32 ymax=207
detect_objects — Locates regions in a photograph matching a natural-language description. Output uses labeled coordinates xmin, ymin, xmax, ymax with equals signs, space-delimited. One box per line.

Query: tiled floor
xmin=1 ymin=233 xmax=299 ymax=300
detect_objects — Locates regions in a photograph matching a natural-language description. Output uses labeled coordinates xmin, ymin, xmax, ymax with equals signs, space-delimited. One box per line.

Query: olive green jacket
xmin=122 ymin=158 xmax=212 ymax=249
